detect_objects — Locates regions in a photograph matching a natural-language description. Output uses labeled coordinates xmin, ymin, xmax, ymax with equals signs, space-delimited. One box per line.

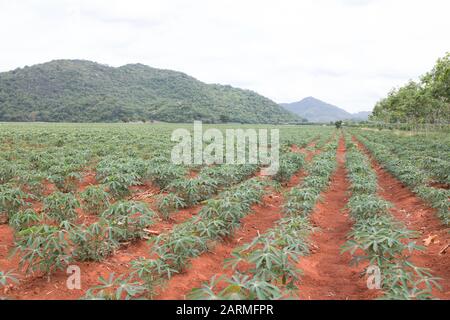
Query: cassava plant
xmin=12 ymin=224 xmax=72 ymax=277
xmin=80 ymin=185 xmax=111 ymax=215
xmin=9 ymin=208 xmax=42 ymax=231
xmin=69 ymin=218 xmax=122 ymax=262
xmin=43 ymin=191 xmax=80 ymax=223
xmin=155 ymin=193 xmax=186 ymax=221
xmin=0 ymin=186 xmax=33 ymax=221
xmin=100 ymin=201 xmax=155 ymax=242
xmin=83 ymin=273 xmax=147 ymax=300
xmin=188 ymin=274 xmax=285 ymax=300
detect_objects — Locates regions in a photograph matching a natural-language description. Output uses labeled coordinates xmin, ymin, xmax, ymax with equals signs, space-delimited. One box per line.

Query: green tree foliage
xmin=0 ymin=60 xmax=302 ymax=124
xmin=371 ymin=53 xmax=450 ymax=124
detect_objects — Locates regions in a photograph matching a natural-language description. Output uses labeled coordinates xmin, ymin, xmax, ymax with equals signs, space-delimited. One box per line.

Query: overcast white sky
xmin=0 ymin=0 xmax=449 ymax=113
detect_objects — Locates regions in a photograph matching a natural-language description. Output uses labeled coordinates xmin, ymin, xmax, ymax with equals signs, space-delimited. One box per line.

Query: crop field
xmin=0 ymin=123 xmax=448 ymax=300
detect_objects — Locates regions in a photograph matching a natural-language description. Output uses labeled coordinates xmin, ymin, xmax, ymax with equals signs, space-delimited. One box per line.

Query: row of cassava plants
xmin=1 ymin=155 xmax=283 ymax=278
xmin=83 ymin=177 xmax=270 ymax=299
xmin=11 ymin=201 xmax=156 ymax=278
xmin=0 ymin=125 xmax=328 ymax=201
xmin=0 ymin=125 xmax=332 ymax=296
xmin=0 ymin=127 xmax=322 ymax=223
xmin=343 ymin=137 xmax=441 ymax=299
xmin=154 ymin=132 xmax=321 ymax=220
xmin=1 ymin=174 xmax=160 ymax=280
xmin=0 ymin=124 xmax=180 ymax=202
xmin=80 ymin=135 xmax=330 ymax=299
xmin=355 ymin=130 xmax=449 ymax=184
xmin=81 ymin=133 xmax=332 ymax=299
xmin=351 ymin=131 xmax=449 ymax=225
xmin=187 ymin=137 xmax=340 ymax=299
xmin=1 ymin=149 xmax=308 ymax=283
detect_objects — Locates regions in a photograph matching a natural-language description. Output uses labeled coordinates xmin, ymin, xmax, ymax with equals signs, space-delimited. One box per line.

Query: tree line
xmin=371 ymin=53 xmax=449 ymax=125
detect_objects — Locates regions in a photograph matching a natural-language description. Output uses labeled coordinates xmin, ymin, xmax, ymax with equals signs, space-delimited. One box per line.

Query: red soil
xmin=296 ymin=136 xmax=380 ymax=300
xmin=187 ymin=170 xmax=200 ymax=179
xmin=354 ymin=138 xmax=450 ymax=299
xmin=41 ymin=180 xmax=56 ymax=197
xmin=78 ymin=172 xmax=98 ymax=192
xmin=0 ymin=224 xmax=20 ymax=296
xmin=429 ymin=182 xmax=450 ymax=190
xmin=291 ymin=145 xmax=307 ymax=153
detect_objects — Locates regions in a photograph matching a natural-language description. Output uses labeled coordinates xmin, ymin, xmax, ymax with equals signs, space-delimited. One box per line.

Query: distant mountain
xmin=0 ymin=60 xmax=302 ymax=124
xmin=281 ymin=97 xmax=371 ymax=123
xmin=351 ymin=111 xmax=371 ymax=120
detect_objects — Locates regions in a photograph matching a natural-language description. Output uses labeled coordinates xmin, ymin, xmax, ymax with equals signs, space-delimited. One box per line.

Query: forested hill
xmin=0 ymin=60 xmax=302 ymax=124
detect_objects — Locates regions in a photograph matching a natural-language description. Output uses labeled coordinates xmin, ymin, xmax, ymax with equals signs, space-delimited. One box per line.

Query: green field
xmin=0 ymin=123 xmax=448 ymax=300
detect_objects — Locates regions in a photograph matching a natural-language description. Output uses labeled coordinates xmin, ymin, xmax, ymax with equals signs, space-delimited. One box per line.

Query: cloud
xmin=0 ymin=0 xmax=449 ymax=113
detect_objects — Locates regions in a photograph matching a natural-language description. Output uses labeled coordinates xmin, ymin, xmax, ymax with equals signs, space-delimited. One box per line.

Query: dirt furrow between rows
xmin=296 ymin=136 xmax=378 ymax=300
